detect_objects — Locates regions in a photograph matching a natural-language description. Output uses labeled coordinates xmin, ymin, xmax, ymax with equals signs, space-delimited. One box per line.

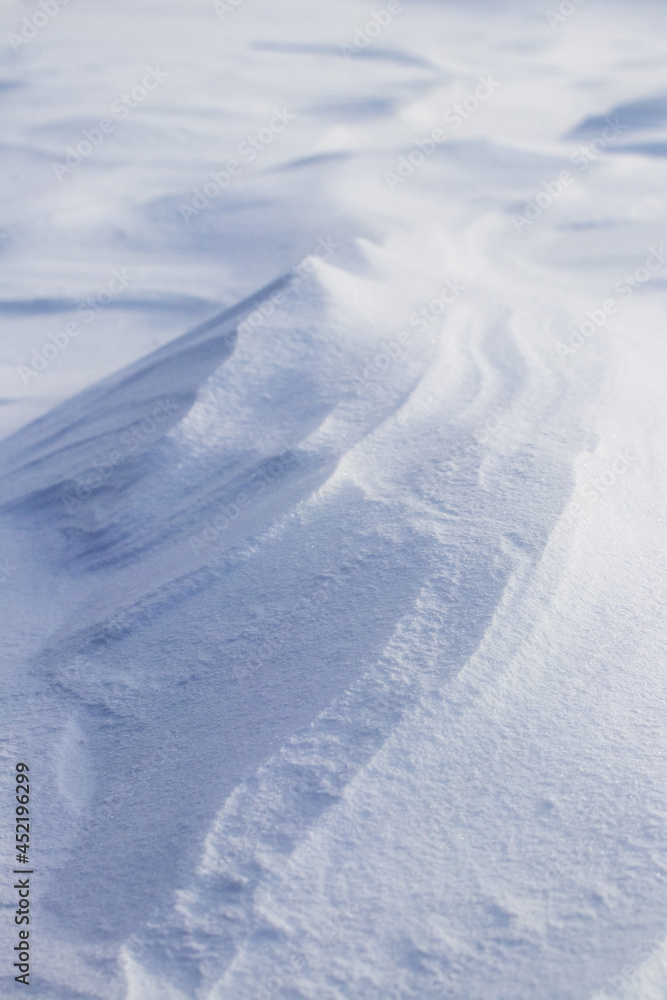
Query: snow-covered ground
xmin=1 ymin=0 xmax=667 ymax=997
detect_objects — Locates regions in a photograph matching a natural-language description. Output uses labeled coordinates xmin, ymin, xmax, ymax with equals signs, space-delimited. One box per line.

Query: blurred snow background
xmin=1 ymin=0 xmax=667 ymax=997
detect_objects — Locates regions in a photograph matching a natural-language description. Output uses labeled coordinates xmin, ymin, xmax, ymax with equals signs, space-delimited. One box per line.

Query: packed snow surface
xmin=1 ymin=0 xmax=667 ymax=997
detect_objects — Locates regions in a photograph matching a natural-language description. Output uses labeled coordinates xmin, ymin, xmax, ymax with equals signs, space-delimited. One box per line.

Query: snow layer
xmin=1 ymin=0 xmax=667 ymax=997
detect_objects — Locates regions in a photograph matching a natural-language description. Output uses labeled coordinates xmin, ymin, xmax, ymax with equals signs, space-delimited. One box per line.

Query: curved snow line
xmin=0 ymin=274 xmax=292 ymax=505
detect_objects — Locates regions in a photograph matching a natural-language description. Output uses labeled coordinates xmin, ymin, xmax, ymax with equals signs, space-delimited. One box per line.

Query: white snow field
xmin=1 ymin=0 xmax=667 ymax=997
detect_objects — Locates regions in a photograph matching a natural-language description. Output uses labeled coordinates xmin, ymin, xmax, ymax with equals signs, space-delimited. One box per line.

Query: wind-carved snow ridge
xmin=114 ymin=276 xmax=589 ymax=997
xmin=5 ymin=224 xmax=585 ymax=999
xmin=2 ymin=0 xmax=667 ymax=997
xmin=0 ymin=273 xmax=292 ymax=508
xmin=121 ymin=553 xmax=535 ymax=999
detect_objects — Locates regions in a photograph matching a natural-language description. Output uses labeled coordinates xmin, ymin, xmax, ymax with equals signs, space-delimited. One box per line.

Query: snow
xmin=1 ymin=0 xmax=667 ymax=997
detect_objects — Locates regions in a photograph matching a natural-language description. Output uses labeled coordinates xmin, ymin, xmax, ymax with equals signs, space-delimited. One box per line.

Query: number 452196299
xmin=15 ymin=763 xmax=30 ymax=864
